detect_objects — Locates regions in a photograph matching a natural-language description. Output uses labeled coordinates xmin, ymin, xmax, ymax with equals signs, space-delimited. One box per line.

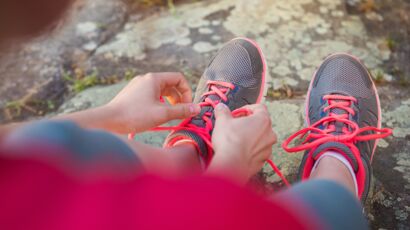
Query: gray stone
xmin=395 ymin=209 xmax=408 ymax=221
xmin=83 ymin=41 xmax=98 ymax=51
xmin=198 ymin=27 xmax=213 ymax=34
xmin=346 ymin=0 xmax=361 ymax=6
xmin=0 ymin=0 xmax=128 ymax=110
xmin=76 ymin=21 xmax=98 ymax=36
xmin=393 ymin=152 xmax=410 ymax=191
xmin=366 ymin=12 xmax=384 ymax=21
xmin=176 ymin=38 xmax=192 ymax=46
xmin=377 ymin=139 xmax=389 ymax=148
xmin=211 ymin=20 xmax=221 ymax=26
xmin=385 ymin=99 xmax=410 ymax=138
xmin=211 ymin=35 xmax=222 ymax=41
xmin=133 ymin=130 xmax=168 ymax=147
xmin=298 ymin=68 xmax=316 ymax=81
xmin=319 ymin=6 xmax=329 ymax=14
xmin=331 ymin=10 xmax=344 ymax=17
xmin=186 ymin=18 xmax=210 ymax=28
xmin=57 ymin=81 xmax=128 ymax=114
xmin=96 ymin=32 xmax=146 ymax=60
xmin=271 ymin=77 xmax=299 ymax=90
xmin=315 ymin=27 xmax=328 ymax=35
xmin=193 ymin=41 xmax=220 ymax=53
xmin=272 ymin=65 xmax=292 ymax=76
xmin=263 ymin=100 xmax=304 ymax=183
xmin=340 ymin=19 xmax=366 ymax=37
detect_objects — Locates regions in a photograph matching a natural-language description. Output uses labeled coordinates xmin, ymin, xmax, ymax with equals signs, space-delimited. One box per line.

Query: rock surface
xmin=2 ymin=0 xmax=410 ymax=228
xmin=0 ymin=0 xmax=128 ymax=111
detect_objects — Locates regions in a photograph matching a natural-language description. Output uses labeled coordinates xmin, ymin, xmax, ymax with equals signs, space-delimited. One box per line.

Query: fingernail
xmin=215 ymin=103 xmax=227 ymax=111
xmin=190 ymin=104 xmax=201 ymax=115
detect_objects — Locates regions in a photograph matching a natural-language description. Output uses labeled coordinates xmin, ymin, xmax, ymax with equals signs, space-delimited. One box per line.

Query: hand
xmin=209 ymin=103 xmax=277 ymax=183
xmin=105 ymin=72 xmax=201 ymax=133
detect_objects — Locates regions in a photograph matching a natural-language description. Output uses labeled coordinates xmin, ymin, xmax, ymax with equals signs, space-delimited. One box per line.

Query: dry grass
xmin=359 ymin=0 xmax=377 ymax=13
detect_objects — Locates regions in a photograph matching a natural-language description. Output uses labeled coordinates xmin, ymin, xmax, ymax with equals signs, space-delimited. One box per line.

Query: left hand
xmin=209 ymin=103 xmax=277 ymax=182
xmin=105 ymin=72 xmax=200 ymax=133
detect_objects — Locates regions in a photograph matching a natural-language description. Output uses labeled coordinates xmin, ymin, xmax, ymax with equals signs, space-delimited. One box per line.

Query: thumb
xmin=163 ymin=103 xmax=201 ymax=120
xmin=214 ymin=103 xmax=232 ymax=121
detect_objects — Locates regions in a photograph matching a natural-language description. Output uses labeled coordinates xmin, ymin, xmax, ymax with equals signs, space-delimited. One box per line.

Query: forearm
xmin=206 ymin=152 xmax=250 ymax=186
xmin=1 ymin=114 xmax=200 ymax=177
xmin=0 ymin=105 xmax=124 ymax=143
xmin=53 ymin=105 xmax=126 ymax=133
xmin=0 ymin=122 xmax=21 ymax=142
xmin=0 ymin=72 xmax=198 ymax=142
xmin=122 ymin=139 xmax=202 ymax=176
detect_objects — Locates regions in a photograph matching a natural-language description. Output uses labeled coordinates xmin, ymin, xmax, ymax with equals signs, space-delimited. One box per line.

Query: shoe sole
xmin=304 ymin=53 xmax=382 ymax=162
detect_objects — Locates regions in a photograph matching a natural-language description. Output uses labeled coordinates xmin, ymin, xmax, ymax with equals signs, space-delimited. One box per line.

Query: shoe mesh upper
xmin=313 ymin=56 xmax=372 ymax=98
xmin=202 ymin=41 xmax=259 ymax=88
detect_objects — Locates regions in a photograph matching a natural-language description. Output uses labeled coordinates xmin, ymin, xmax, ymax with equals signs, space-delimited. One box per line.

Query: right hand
xmin=106 ymin=72 xmax=200 ymax=134
xmin=210 ymin=103 xmax=277 ymax=182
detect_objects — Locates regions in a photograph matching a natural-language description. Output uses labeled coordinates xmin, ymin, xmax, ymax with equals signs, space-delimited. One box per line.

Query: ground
xmin=1 ymin=0 xmax=409 ymax=229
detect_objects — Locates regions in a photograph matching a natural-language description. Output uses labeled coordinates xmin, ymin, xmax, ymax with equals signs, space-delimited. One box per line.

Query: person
xmin=0 ymin=37 xmax=392 ymax=230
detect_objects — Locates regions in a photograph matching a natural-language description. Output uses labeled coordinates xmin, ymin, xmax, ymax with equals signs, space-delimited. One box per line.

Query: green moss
xmin=5 ymin=100 xmax=24 ymax=116
xmin=134 ymin=0 xmax=176 ymax=11
xmin=266 ymin=82 xmax=293 ymax=100
xmin=398 ymin=75 xmax=409 ymax=87
xmin=134 ymin=0 xmax=171 ymax=7
xmin=124 ymin=69 xmax=136 ymax=81
xmin=391 ymin=68 xmax=409 ymax=87
xmin=373 ymin=69 xmax=385 ymax=83
xmin=167 ymin=0 xmax=176 ymax=14
xmin=46 ymin=100 xmax=55 ymax=110
xmin=63 ymin=69 xmax=99 ymax=93
xmin=385 ymin=37 xmax=397 ymax=51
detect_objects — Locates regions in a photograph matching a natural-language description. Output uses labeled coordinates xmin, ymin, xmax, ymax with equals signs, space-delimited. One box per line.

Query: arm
xmin=0 ymin=72 xmax=200 ymax=142
xmin=0 ymin=72 xmax=204 ymax=177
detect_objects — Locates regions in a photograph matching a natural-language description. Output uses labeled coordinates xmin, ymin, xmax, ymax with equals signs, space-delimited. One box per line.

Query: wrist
xmin=210 ymin=149 xmax=245 ymax=172
xmin=212 ymin=146 xmax=242 ymax=163
xmin=99 ymin=104 xmax=130 ymax=134
xmin=207 ymin=152 xmax=249 ymax=185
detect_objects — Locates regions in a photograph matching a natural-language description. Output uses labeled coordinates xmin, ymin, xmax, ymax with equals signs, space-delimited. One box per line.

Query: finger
xmin=252 ymin=141 xmax=274 ymax=158
xmin=269 ymin=129 xmax=278 ymax=145
xmin=251 ymin=148 xmax=272 ymax=168
xmin=241 ymin=104 xmax=268 ymax=114
xmin=243 ymin=107 xmax=271 ymax=128
xmin=214 ymin=103 xmax=232 ymax=122
xmin=262 ymin=147 xmax=273 ymax=161
xmin=253 ymin=121 xmax=277 ymax=145
xmin=162 ymin=87 xmax=182 ymax=105
xmin=156 ymin=72 xmax=192 ymax=103
xmin=251 ymin=129 xmax=277 ymax=155
xmin=251 ymin=146 xmax=273 ymax=163
xmin=161 ymin=103 xmax=201 ymax=121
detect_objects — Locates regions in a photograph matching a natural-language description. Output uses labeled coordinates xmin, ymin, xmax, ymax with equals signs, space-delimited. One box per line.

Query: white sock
xmin=310 ymin=151 xmax=358 ymax=196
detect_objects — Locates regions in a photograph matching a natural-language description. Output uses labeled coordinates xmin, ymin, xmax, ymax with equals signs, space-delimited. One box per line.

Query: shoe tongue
xmin=328 ymin=98 xmax=349 ymax=135
xmin=191 ymin=89 xmax=224 ymax=128
xmin=311 ymin=141 xmax=358 ymax=172
xmin=191 ymin=107 xmax=212 ymax=127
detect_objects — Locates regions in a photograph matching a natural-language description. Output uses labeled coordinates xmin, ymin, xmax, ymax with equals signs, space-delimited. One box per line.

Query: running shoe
xmin=163 ymin=37 xmax=267 ymax=167
xmin=283 ymin=53 xmax=392 ymax=202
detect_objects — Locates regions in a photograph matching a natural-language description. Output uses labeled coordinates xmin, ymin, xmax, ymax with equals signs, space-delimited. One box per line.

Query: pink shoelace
xmin=282 ymin=94 xmax=392 ymax=197
xmin=129 ymin=80 xmax=290 ymax=186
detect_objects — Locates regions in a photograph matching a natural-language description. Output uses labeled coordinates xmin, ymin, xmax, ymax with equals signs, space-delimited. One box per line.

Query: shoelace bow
xmin=129 ymin=80 xmax=290 ymax=186
xmin=283 ymin=95 xmax=392 ymax=153
xmin=282 ymin=94 xmax=392 ymax=195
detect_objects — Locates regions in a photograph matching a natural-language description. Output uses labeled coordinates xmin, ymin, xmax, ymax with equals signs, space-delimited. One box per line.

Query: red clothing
xmin=0 ymin=154 xmax=320 ymax=230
